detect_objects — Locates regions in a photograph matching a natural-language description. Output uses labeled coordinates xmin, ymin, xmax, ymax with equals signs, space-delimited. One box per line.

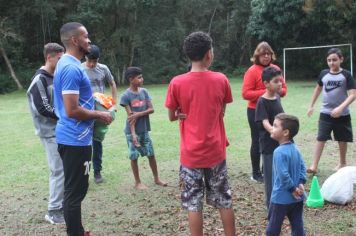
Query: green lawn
xmin=0 ymin=79 xmax=355 ymax=235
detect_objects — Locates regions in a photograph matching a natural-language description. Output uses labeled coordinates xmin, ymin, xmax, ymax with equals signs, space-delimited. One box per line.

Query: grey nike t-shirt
xmin=318 ymin=69 xmax=356 ymax=116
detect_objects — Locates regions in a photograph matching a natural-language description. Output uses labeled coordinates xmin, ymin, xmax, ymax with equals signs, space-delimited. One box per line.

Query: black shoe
xmin=94 ymin=172 xmax=103 ymax=184
xmin=250 ymin=173 xmax=264 ymax=183
xmin=45 ymin=209 xmax=65 ymax=224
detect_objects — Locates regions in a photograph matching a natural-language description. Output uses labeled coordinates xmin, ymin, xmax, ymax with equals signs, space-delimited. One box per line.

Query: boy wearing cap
xmin=119 ymin=67 xmax=166 ymax=190
xmin=82 ymin=44 xmax=117 ymax=184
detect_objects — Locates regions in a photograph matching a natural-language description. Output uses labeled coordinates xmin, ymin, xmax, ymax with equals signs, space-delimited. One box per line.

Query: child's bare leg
xmin=188 ymin=211 xmax=203 ymax=236
xmin=219 ymin=208 xmax=236 ymax=236
xmin=131 ymin=159 xmax=147 ymax=189
xmin=334 ymin=141 xmax=347 ymax=170
xmin=307 ymin=141 xmax=326 ymax=173
xmin=148 ymin=156 xmax=167 ymax=186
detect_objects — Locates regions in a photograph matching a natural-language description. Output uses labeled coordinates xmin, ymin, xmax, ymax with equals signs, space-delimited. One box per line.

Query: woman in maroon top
xmin=241 ymin=42 xmax=287 ymax=183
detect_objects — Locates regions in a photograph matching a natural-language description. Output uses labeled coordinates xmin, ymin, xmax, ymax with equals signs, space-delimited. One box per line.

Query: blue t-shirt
xmin=271 ymin=143 xmax=307 ymax=205
xmin=53 ymin=54 xmax=94 ymax=146
xmin=120 ymin=88 xmax=151 ymax=134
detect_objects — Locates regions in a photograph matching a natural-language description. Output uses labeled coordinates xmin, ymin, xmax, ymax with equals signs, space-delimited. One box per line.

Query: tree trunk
xmin=121 ymin=64 xmax=127 ymax=85
xmin=128 ymin=7 xmax=137 ymax=67
xmin=116 ymin=67 xmax=121 ymax=85
xmin=208 ymin=6 xmax=217 ymax=34
xmin=0 ymin=47 xmax=23 ymax=90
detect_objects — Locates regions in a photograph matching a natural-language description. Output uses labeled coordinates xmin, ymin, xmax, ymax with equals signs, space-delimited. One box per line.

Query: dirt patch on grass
xmin=1 ymin=169 xmax=355 ymax=235
xmin=1 ymin=130 xmax=355 ymax=235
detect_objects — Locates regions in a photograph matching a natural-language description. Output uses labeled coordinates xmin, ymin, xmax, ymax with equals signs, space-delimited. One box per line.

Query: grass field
xmin=0 ymin=79 xmax=355 ymax=235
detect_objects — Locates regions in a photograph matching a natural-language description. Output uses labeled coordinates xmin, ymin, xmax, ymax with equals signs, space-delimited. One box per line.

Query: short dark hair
xmin=60 ymin=22 xmax=84 ymax=47
xmin=124 ymin=67 xmax=142 ymax=83
xmin=86 ymin=44 xmax=100 ymax=59
xmin=262 ymin=66 xmax=282 ymax=82
xmin=275 ymin=113 xmax=299 ymax=140
xmin=327 ymin=48 xmax=343 ymax=59
xmin=43 ymin=43 xmax=64 ymax=60
xmin=183 ymin=31 xmax=212 ymax=61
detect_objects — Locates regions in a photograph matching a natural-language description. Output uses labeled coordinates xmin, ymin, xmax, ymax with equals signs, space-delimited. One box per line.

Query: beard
xmin=79 ymin=44 xmax=90 ymax=58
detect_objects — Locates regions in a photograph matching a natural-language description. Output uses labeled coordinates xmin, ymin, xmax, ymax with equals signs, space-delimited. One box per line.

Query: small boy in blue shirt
xmin=266 ymin=113 xmax=306 ymax=236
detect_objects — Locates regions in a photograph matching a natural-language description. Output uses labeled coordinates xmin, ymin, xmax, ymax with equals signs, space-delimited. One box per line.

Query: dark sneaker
xmin=84 ymin=231 xmax=91 ymax=236
xmin=94 ymin=172 xmax=103 ymax=184
xmin=45 ymin=209 xmax=65 ymax=224
xmin=250 ymin=173 xmax=264 ymax=183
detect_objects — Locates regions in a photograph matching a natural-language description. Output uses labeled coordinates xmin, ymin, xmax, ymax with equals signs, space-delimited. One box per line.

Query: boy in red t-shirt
xmin=165 ymin=31 xmax=235 ymax=236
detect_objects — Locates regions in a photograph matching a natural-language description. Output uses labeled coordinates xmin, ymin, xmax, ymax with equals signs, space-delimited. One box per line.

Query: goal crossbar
xmin=283 ymin=43 xmax=353 ymax=79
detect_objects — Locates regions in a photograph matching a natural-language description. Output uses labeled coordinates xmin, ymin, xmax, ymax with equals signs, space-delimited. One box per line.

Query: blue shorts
xmin=179 ymin=160 xmax=233 ymax=212
xmin=125 ymin=132 xmax=155 ymax=160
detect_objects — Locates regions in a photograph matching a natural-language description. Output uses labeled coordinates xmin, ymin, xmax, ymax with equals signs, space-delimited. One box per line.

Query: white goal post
xmin=283 ymin=43 xmax=353 ymax=80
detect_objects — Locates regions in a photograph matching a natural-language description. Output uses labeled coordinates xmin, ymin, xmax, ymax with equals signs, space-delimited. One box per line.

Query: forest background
xmin=0 ymin=0 xmax=355 ymax=93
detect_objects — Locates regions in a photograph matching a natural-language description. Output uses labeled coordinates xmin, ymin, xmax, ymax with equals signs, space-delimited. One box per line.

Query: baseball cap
xmin=87 ymin=44 xmax=100 ymax=59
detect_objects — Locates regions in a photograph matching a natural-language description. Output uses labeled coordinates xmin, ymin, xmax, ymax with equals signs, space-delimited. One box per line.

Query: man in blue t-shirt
xmin=53 ymin=22 xmax=112 ymax=236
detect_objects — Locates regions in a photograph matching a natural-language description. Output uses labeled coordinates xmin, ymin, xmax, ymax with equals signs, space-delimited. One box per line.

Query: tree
xmin=298 ymin=0 xmax=356 ymax=78
xmin=0 ymin=17 xmax=23 ymax=90
xmin=247 ymin=0 xmax=306 ymax=51
xmin=71 ymin=0 xmax=141 ymax=84
xmin=1 ymin=0 xmax=354 ymax=92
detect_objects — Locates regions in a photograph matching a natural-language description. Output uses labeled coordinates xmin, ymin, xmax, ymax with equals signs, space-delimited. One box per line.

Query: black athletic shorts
xmin=317 ymin=113 xmax=353 ymax=142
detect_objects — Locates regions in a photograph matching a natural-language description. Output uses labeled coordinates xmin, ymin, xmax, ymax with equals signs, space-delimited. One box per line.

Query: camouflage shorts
xmin=179 ymin=160 xmax=233 ymax=212
xmin=125 ymin=132 xmax=155 ymax=160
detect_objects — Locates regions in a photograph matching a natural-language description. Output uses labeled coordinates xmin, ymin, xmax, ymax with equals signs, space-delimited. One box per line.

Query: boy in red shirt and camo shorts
xmin=165 ymin=31 xmax=235 ymax=236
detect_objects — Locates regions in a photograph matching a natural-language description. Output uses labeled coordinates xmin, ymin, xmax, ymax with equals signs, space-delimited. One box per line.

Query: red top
xmin=242 ymin=64 xmax=287 ymax=109
xmin=165 ymin=71 xmax=233 ymax=168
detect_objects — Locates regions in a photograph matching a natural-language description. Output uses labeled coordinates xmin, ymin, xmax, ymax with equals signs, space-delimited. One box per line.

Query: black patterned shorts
xmin=179 ymin=160 xmax=232 ymax=212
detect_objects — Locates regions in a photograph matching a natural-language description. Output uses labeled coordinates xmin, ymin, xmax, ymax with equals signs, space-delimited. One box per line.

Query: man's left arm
xmin=109 ymin=80 xmax=117 ymax=105
xmin=104 ymin=66 xmax=117 ymax=104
